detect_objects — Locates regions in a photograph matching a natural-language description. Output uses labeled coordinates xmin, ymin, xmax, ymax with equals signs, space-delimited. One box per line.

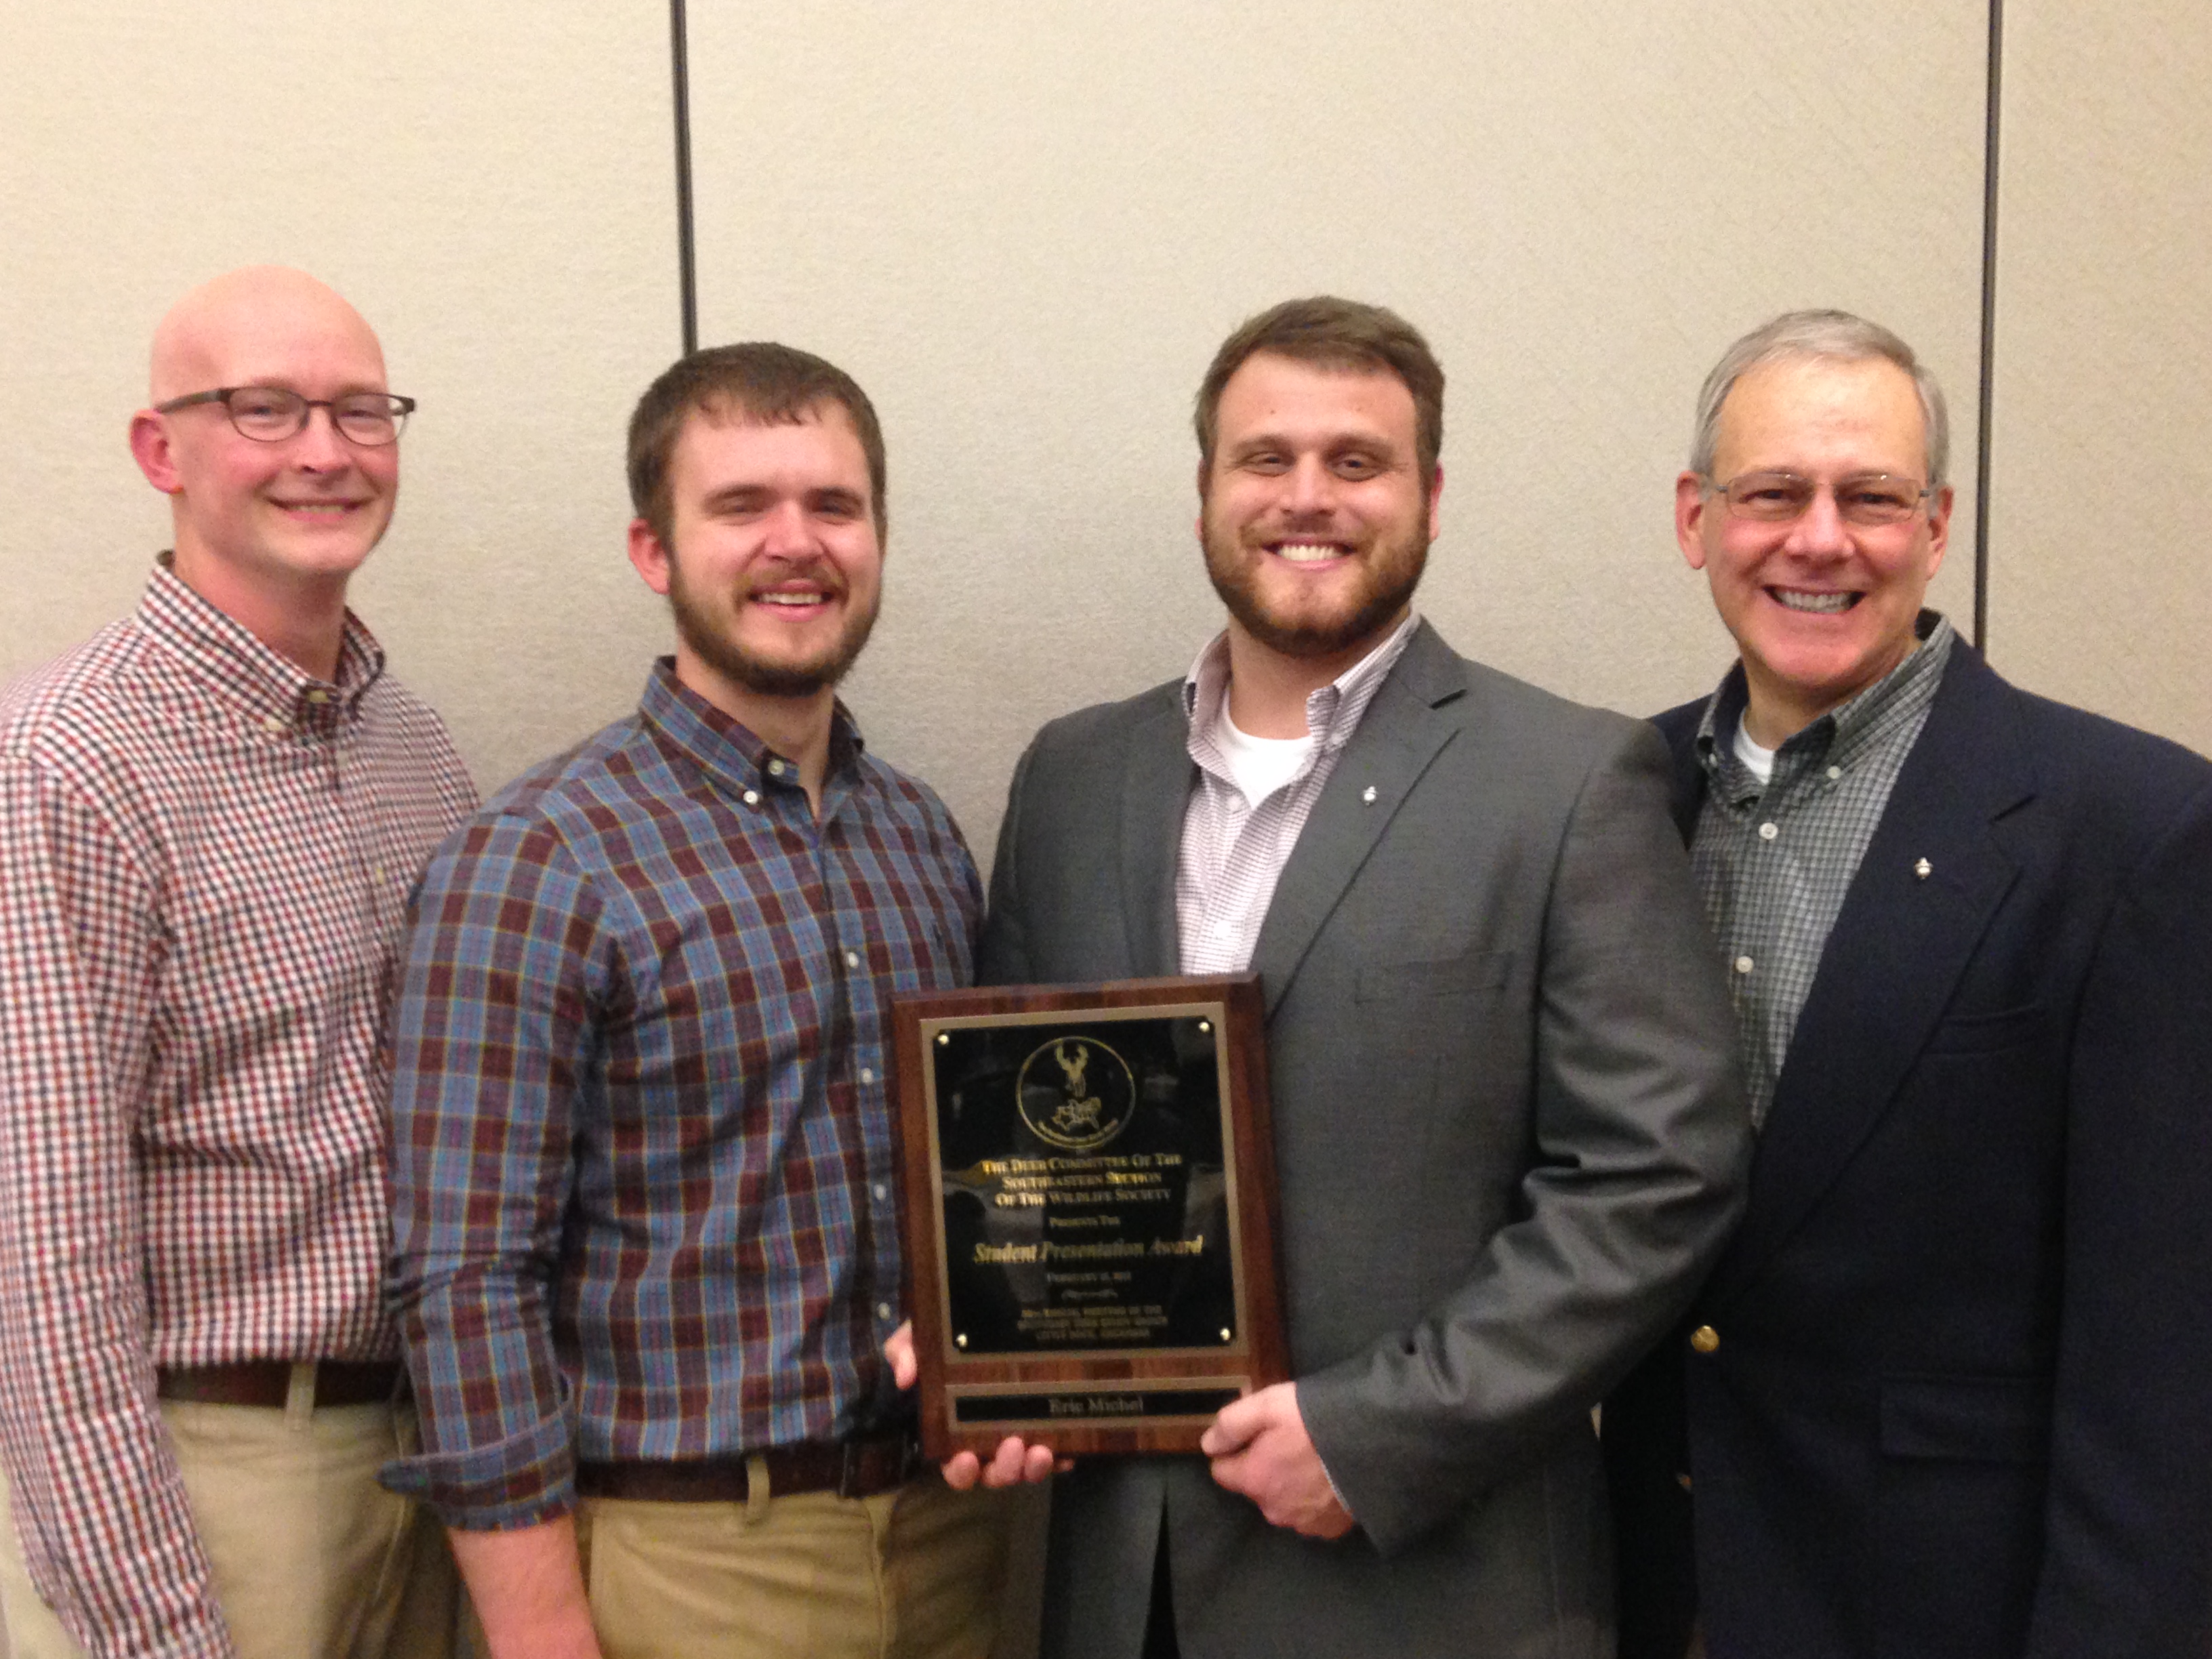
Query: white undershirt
xmin=1733 ymin=718 xmax=1776 ymax=785
xmin=1212 ymin=712 xmax=1318 ymax=809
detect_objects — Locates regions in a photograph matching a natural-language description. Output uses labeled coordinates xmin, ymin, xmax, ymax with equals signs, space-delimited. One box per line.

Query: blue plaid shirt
xmin=383 ymin=663 xmax=980 ymax=1529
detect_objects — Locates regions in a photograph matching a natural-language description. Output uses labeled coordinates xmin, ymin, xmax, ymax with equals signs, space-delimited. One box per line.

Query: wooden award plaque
xmin=890 ymin=975 xmax=1288 ymax=1458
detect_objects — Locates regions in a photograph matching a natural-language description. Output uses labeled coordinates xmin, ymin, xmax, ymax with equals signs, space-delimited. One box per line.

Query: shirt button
xmin=262 ymin=716 xmax=287 ymax=736
xmin=767 ymin=760 xmax=785 ymax=776
xmin=859 ymin=1067 xmax=874 ymax=1084
xmin=873 ymin=1183 xmax=889 ymax=1202
xmin=1826 ymin=765 xmax=1843 ymax=781
xmin=844 ymin=950 xmax=860 ymax=968
xmin=1758 ymin=822 xmax=1778 ymax=841
xmin=305 ymin=689 xmax=330 ymax=705
xmin=1734 ymin=955 xmax=1755 ymax=975
xmin=876 ymin=1302 xmax=894 ymax=1322
xmin=743 ymin=790 xmax=760 ymax=806
xmin=1690 ymin=1325 xmax=1721 ymax=1354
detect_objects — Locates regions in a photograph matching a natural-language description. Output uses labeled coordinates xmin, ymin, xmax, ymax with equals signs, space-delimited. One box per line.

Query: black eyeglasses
xmin=155 ymin=386 xmax=415 ymax=447
xmin=1704 ymin=470 xmax=1933 ymax=527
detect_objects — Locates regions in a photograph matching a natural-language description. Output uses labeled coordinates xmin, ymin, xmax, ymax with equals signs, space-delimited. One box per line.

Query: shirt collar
xmin=137 ymin=554 xmax=386 ymax=727
xmin=1696 ymin=609 xmax=1954 ymax=794
xmin=1181 ymin=609 xmax=1420 ymax=755
xmin=636 ymin=657 xmax=867 ymax=804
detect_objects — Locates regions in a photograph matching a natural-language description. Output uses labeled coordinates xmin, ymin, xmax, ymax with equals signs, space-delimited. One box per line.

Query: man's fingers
xmin=1200 ymin=1393 xmax=1265 ymax=1458
xmin=939 ymin=1449 xmax=983 ymax=1490
xmin=982 ymin=1437 xmax=1032 ymax=1487
xmin=1207 ymin=1446 xmax=1254 ymax=1498
xmin=884 ymin=1321 xmax=918 ymax=1390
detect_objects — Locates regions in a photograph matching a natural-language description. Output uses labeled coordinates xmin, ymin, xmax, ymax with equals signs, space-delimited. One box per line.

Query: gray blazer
xmin=979 ymin=622 xmax=1749 ymax=1659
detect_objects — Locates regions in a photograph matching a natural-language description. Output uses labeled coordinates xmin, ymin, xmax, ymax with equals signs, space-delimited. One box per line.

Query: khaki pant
xmin=574 ymin=1470 xmax=1012 ymax=1659
xmin=0 ymin=1395 xmax=457 ymax=1659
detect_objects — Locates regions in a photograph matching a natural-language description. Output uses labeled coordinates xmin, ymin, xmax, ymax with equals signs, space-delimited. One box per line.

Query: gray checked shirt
xmin=1689 ymin=613 xmax=1954 ymax=1124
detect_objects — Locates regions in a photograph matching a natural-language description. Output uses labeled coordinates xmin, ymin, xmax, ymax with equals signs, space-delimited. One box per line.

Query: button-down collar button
xmin=742 ymin=789 xmax=761 ymax=806
xmin=1734 ymin=955 xmax=1755 ymax=975
xmin=1690 ymin=1325 xmax=1720 ymax=1354
xmin=1758 ymin=822 xmax=1778 ymax=841
xmin=305 ymin=688 xmax=330 ymax=705
xmin=844 ymin=949 xmax=860 ymax=968
xmin=1826 ymin=764 xmax=1843 ymax=781
xmin=262 ymin=715 xmax=288 ymax=737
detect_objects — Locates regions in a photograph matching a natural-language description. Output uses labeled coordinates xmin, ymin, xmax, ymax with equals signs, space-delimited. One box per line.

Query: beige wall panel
xmin=1986 ymin=5 xmax=2211 ymax=756
xmin=687 ymin=1 xmax=1989 ymax=856
xmin=0 ymin=3 xmax=678 ymax=795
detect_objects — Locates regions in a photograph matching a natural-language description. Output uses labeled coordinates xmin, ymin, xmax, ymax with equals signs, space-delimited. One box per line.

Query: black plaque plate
xmin=891 ymin=976 xmax=1287 ymax=1458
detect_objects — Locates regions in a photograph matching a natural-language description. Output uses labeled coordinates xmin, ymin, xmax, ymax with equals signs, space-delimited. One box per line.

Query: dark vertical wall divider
xmin=670 ymin=0 xmax=698 ymax=358
xmin=1974 ymin=0 xmax=2004 ymax=650
xmin=659 ymin=3 xmax=2010 ymax=653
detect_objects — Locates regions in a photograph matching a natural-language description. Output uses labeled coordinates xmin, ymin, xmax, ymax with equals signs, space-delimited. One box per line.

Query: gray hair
xmin=1689 ymin=309 xmax=1950 ymax=488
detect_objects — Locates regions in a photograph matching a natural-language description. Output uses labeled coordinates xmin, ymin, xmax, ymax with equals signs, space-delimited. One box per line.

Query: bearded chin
xmin=666 ymin=571 xmax=880 ymax=697
xmin=1204 ymin=530 xmax=1429 ymax=661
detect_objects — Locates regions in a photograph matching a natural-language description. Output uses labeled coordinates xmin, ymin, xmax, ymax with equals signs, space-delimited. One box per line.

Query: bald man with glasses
xmin=0 ymin=266 xmax=475 ymax=1659
xmin=1605 ymin=310 xmax=2212 ymax=1659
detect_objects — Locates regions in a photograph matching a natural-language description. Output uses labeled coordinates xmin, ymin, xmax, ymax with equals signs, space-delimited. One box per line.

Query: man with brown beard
xmin=924 ymin=297 xmax=1750 ymax=1659
xmin=384 ymin=344 xmax=1012 ymax=1659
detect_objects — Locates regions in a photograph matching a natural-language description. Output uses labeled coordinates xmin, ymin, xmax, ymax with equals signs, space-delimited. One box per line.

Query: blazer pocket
xmin=1919 ymin=1002 xmax=2046 ymax=1055
xmin=1356 ymin=949 xmax=1512 ymax=1003
xmin=1879 ymin=1374 xmax=2051 ymax=1463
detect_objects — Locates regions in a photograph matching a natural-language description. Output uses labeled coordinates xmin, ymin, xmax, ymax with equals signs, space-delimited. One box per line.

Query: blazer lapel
xmin=1707 ymin=647 xmax=2034 ymax=1302
xmin=1247 ymin=623 xmax=1465 ymax=1019
xmin=1119 ymin=689 xmax=1197 ymax=978
xmin=1652 ymin=695 xmax=1714 ymax=844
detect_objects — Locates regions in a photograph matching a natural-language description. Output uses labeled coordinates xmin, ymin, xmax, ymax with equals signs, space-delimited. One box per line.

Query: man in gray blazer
xmin=952 ymin=297 xmax=1750 ymax=1658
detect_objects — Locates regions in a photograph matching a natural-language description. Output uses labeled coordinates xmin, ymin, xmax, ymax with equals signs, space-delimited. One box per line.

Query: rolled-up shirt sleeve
xmin=384 ymin=815 xmax=604 ymax=1532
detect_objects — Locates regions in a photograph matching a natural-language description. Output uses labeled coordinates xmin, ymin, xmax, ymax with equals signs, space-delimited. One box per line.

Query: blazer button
xmin=1689 ymin=1325 xmax=1720 ymax=1354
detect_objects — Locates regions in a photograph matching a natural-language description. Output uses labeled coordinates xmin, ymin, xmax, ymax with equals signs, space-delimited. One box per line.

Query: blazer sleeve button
xmin=1689 ymin=1325 xmax=1720 ymax=1354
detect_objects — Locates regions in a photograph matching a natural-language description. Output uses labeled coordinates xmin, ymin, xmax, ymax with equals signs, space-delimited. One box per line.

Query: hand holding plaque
xmin=890 ymin=975 xmax=1288 ymax=1459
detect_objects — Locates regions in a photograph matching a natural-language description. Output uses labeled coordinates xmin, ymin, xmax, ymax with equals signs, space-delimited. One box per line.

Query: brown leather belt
xmin=155 ymin=1360 xmax=405 ymax=1410
xmin=577 ymin=1433 xmax=925 ymax=1502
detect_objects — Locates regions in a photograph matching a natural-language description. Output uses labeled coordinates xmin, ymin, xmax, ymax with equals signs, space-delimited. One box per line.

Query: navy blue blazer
xmin=1607 ymin=639 xmax=2212 ymax=1658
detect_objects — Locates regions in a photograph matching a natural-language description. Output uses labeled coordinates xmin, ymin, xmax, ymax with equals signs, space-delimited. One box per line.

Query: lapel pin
xmin=1361 ymin=785 xmax=1377 ymax=804
xmin=1914 ymin=857 xmax=1932 ymax=880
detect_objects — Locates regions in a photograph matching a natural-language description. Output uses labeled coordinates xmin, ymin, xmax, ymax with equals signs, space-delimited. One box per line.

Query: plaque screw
xmin=956 ymin=1333 xmax=968 ymax=1349
xmin=1197 ymin=1019 xmax=1212 ymax=1034
xmin=937 ymin=1032 xmax=950 ymax=1046
xmin=1361 ymin=785 xmax=1377 ymax=804
xmin=1914 ymin=857 xmax=1933 ymax=880
xmin=1220 ymin=1328 xmax=1233 ymax=1342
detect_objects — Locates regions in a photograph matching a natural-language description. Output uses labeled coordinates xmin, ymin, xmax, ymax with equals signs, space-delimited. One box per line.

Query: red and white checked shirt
xmin=0 ymin=560 xmax=475 ymax=1659
xmin=1176 ymin=611 xmax=1419 ymax=975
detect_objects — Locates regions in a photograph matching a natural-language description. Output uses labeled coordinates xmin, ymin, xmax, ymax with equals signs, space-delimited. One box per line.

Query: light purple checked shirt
xmin=1175 ymin=611 xmax=1419 ymax=977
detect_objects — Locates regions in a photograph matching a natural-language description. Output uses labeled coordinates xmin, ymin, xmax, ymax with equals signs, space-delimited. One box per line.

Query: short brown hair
xmin=1193 ymin=296 xmax=1445 ymax=481
xmin=627 ymin=342 xmax=887 ymax=546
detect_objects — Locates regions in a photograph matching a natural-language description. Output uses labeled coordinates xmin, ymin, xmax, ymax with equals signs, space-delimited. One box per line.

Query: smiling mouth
xmin=1771 ymin=588 xmax=1860 ymax=614
xmin=752 ymin=588 xmax=835 ymax=611
xmin=1269 ymin=540 xmax=1349 ymax=563
xmin=273 ymin=500 xmax=364 ymax=516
